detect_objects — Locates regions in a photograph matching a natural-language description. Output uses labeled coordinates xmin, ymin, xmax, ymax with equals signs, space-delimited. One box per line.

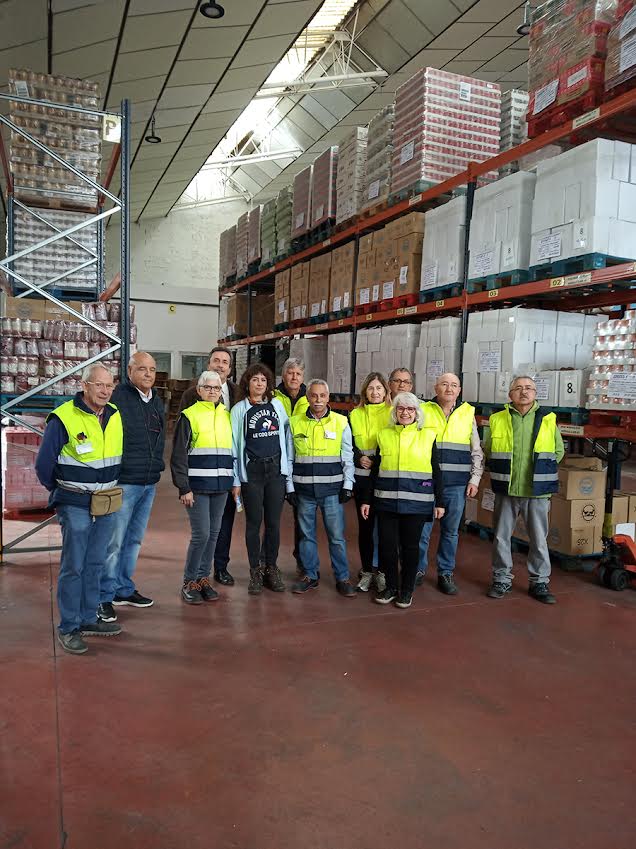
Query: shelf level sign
xmin=608 ymin=373 xmax=636 ymax=400
xmin=103 ymin=114 xmax=121 ymax=142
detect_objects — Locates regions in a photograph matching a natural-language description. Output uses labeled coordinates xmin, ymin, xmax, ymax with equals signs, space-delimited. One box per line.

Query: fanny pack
xmin=90 ymin=487 xmax=123 ymax=516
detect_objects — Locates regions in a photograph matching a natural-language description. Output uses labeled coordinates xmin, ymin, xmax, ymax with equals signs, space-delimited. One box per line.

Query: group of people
xmin=36 ymin=345 xmax=564 ymax=656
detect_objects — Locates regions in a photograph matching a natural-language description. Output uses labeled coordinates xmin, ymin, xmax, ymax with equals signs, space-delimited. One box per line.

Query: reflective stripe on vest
xmin=291 ymin=411 xmax=348 ymax=496
xmin=488 ymin=407 xmax=558 ymax=496
xmin=50 ymin=399 xmax=123 ymax=493
xmin=422 ymin=401 xmax=474 ymax=486
xmin=349 ymin=403 xmax=392 ymax=484
xmin=374 ymin=423 xmax=436 ymax=514
xmin=182 ymin=401 xmax=233 ymax=492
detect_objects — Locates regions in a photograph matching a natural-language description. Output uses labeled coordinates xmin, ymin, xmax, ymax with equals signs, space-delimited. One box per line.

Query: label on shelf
xmin=404 ymin=305 xmax=418 ymax=315
xmin=409 ymin=194 xmax=423 ymax=207
xmin=478 ymin=351 xmax=501 ymax=373
xmin=383 ymin=281 xmax=394 ymax=299
xmin=295 ymin=212 xmax=304 ymax=229
xmin=533 ymin=78 xmax=559 ymax=114
xmin=473 ymin=249 xmax=495 ymax=276
xmin=400 ymin=141 xmax=415 ymax=164
xmin=459 ymin=82 xmax=472 ymax=102
xmin=421 ymin=263 xmax=438 ymax=290
xmin=322 ymin=238 xmax=331 ymax=247
xmin=559 ymin=424 xmax=585 ymax=437
xmin=608 ymin=373 xmax=636 ymax=400
xmin=427 ymin=359 xmax=443 ymax=378
xmin=368 ymin=179 xmax=380 ymax=200
xmin=103 ymin=114 xmax=121 ymax=143
xmin=536 ymin=232 xmax=562 ymax=261
xmin=620 ymin=33 xmax=636 ymax=74
xmin=564 ymin=272 xmax=592 ymax=287
xmin=278 ymin=300 xmax=285 ymax=314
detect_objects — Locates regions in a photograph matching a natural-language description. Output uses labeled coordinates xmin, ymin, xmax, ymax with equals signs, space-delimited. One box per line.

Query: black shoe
xmin=97 ymin=602 xmax=117 ymax=622
xmin=113 ymin=590 xmax=153 ymax=607
xmin=291 ymin=576 xmax=319 ymax=594
xmin=263 ymin=565 xmax=286 ymax=592
xmin=374 ymin=588 xmax=397 ymax=605
xmin=415 ymin=571 xmax=425 ymax=587
xmin=214 ymin=570 xmax=235 ymax=587
xmin=437 ymin=574 xmax=458 ymax=595
xmin=395 ymin=592 xmax=413 ymax=609
xmin=58 ymin=630 xmax=88 ymax=654
xmin=248 ymin=568 xmax=264 ymax=595
xmin=181 ymin=580 xmax=203 ymax=604
xmin=336 ymin=580 xmax=357 ymax=598
xmin=199 ymin=577 xmax=220 ymax=602
xmin=528 ymin=583 xmax=556 ymax=604
xmin=487 ymin=582 xmax=512 ymax=599
xmin=80 ymin=620 xmax=122 ymax=636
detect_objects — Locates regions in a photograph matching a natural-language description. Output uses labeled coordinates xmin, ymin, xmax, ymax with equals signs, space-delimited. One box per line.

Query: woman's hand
xmin=434 ymin=506 xmax=445 ymax=520
xmin=232 ymin=486 xmax=241 ymax=504
xmin=360 ymin=504 xmax=371 ymax=520
xmin=180 ymin=491 xmax=194 ymax=507
xmin=359 ymin=455 xmax=372 ymax=469
xmin=466 ymin=483 xmax=478 ymax=498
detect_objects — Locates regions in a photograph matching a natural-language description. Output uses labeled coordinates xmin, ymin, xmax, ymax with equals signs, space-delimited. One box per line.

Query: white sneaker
xmin=356 ymin=571 xmax=373 ymax=592
xmin=374 ymin=571 xmax=387 ymax=593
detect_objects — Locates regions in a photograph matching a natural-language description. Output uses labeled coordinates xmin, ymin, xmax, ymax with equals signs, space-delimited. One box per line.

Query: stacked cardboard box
xmin=362 ymin=104 xmax=395 ymax=211
xmin=219 ymin=229 xmax=230 ymax=285
xmin=224 ymin=292 xmax=249 ymax=338
xmin=247 ymin=206 xmax=261 ymax=266
xmin=291 ymin=166 xmax=312 ymax=240
xmin=548 ymin=457 xmax=606 ymax=555
xmin=226 ymin=225 xmax=237 ymax=279
xmin=327 ymin=331 xmax=353 ymax=394
xmin=355 ymin=324 xmax=420 ymax=391
xmin=529 ymin=139 xmax=636 ymax=268
xmin=274 ymin=268 xmax=291 ymax=325
xmin=276 ymin=187 xmax=293 ymax=257
xmin=311 ymin=147 xmax=338 ymax=228
xmin=329 ymin=242 xmax=355 ymax=313
xmin=251 ymin=292 xmax=274 ymax=337
xmin=289 ymin=336 xmax=328 ymax=382
xmin=585 ymin=308 xmax=636 ymax=410
xmin=336 ymin=128 xmax=367 ymax=224
xmin=499 ymin=89 xmax=529 ymax=176
xmin=391 ymin=68 xmax=501 ymax=195
xmin=413 ymin=317 xmax=463 ymax=398
xmin=468 ymin=171 xmax=536 ymax=281
xmin=260 ymin=199 xmax=277 ymax=265
xmin=308 ymin=253 xmax=331 ymax=319
xmin=219 ymin=296 xmax=228 ymax=339
xmin=290 ymin=262 xmax=310 ymax=322
xmin=605 ymin=0 xmax=636 ymax=91
xmin=236 ymin=212 xmax=249 ymax=279
xmin=420 ymin=196 xmax=466 ymax=292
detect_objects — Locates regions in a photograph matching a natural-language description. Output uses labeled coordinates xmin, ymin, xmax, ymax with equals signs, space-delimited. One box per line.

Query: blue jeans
xmin=297 ymin=492 xmax=350 ymax=582
xmin=101 ymin=483 xmax=156 ymax=602
xmin=56 ymin=504 xmax=117 ymax=634
xmin=183 ymin=493 xmax=227 ymax=583
xmin=418 ymin=485 xmax=466 ymax=575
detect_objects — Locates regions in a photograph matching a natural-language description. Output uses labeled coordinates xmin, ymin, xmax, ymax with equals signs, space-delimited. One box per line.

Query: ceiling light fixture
xmin=516 ymin=2 xmax=534 ymax=36
xmin=199 ymin=1 xmax=225 ymax=19
xmin=145 ymin=115 xmax=161 ymax=144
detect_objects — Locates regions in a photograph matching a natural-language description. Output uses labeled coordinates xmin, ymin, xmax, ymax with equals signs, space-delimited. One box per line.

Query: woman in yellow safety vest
xmin=361 ymin=392 xmax=445 ymax=609
xmin=349 ymin=372 xmax=392 ymax=593
xmin=171 ymin=371 xmax=233 ymax=606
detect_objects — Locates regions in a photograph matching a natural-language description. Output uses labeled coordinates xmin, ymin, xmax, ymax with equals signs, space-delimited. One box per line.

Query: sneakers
xmin=395 ymin=592 xmax=413 ymax=609
xmin=291 ymin=576 xmax=319 ymax=594
xmin=97 ymin=602 xmax=117 ymax=622
xmin=528 ymin=582 xmax=556 ymax=604
xmin=263 ymin=565 xmax=286 ymax=593
xmin=374 ymin=571 xmax=386 ymax=593
xmin=58 ymin=630 xmax=88 ymax=654
xmin=80 ymin=620 xmax=122 ymax=637
xmin=374 ymin=587 xmax=397 ymax=605
xmin=487 ymin=582 xmax=513 ymax=599
xmin=214 ymin=570 xmax=235 ymax=586
xmin=181 ymin=580 xmax=203 ymax=604
xmin=336 ymin=580 xmax=357 ymax=598
xmin=199 ymin=577 xmax=220 ymax=602
xmin=113 ymin=590 xmax=153 ymax=607
xmin=415 ymin=571 xmax=425 ymax=587
xmin=437 ymin=574 xmax=458 ymax=596
xmin=357 ymin=571 xmax=373 ymax=592
xmin=248 ymin=567 xmax=264 ymax=595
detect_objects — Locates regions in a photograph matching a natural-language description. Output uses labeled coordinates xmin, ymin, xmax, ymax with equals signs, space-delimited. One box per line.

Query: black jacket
xmin=179 ymin=379 xmax=237 ymax=413
xmin=110 ymin=380 xmax=166 ymax=485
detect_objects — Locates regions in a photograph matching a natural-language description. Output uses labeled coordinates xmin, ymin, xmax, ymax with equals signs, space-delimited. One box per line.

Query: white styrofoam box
xmin=501 ymin=341 xmax=535 ymax=372
xmin=479 ymin=373 xmax=496 ymax=403
xmin=495 ymin=371 xmax=513 ymax=404
xmin=462 ymin=372 xmax=479 ymax=402
xmin=427 ymin=323 xmax=441 ymax=348
xmin=468 ymin=171 xmax=536 ymax=278
xmin=415 ymin=346 xmax=428 ymax=373
xmin=555 ymin=342 xmax=577 ymax=368
xmin=556 ymin=312 xmax=585 ymax=345
xmin=355 ymin=329 xmax=369 ymax=353
xmin=418 ymin=322 xmax=429 ymax=347
xmin=421 ymin=196 xmax=466 ymax=290
xmin=438 ymin=316 xmax=462 ymax=347
xmin=290 ymin=336 xmax=328 ymax=381
xmin=533 ymin=371 xmax=559 ymax=406
xmin=381 ymin=323 xmax=420 ymax=351
xmin=534 ymin=342 xmax=556 ymax=370
xmin=558 ymin=370 xmax=585 ymax=407
xmin=574 ymin=344 xmax=592 ymax=369
xmin=463 ymin=340 xmax=479 ymax=363
xmin=355 ymin=352 xmax=373 ymax=382
xmin=443 ymin=346 xmax=461 ymax=375
xmin=583 ymin=314 xmax=602 ymax=339
xmin=327 ymin=332 xmax=352 ymax=394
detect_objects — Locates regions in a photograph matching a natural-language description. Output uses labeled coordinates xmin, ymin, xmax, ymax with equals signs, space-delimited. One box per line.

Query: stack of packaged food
xmin=311 ymin=147 xmax=339 ymax=228
xmin=275 ymin=186 xmax=293 ymax=257
xmin=361 ymin=104 xmax=395 ymax=211
xmin=336 ymin=127 xmax=367 ymax=224
xmin=586 ymin=309 xmax=636 ymax=410
xmin=605 ymin=0 xmax=636 ymax=92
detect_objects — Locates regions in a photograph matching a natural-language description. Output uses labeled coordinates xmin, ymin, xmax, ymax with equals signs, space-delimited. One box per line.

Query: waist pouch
xmin=90 ymin=487 xmax=123 ymax=516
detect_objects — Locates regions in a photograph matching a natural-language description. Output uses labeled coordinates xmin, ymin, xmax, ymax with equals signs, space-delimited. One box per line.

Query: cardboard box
xmin=610 ymin=494 xmax=630 ymax=527
xmin=550 ymin=496 xmax=604 ymax=529
xmin=308 ymin=253 xmax=331 ymax=318
xmin=475 ymin=472 xmax=495 ymax=529
xmin=617 ymin=491 xmax=636 ymax=524
xmin=251 ymin=292 xmax=274 ymax=337
xmin=2 ymin=295 xmax=47 ymax=321
xmin=557 ymin=458 xmax=606 ymax=501
xmin=225 ymin=293 xmax=249 ymax=337
xmin=274 ymin=268 xmax=291 ymax=324
xmin=547 ymin=523 xmax=603 ymax=556
xmin=290 ymin=262 xmax=310 ymax=322
xmin=329 ymin=242 xmax=355 ymax=312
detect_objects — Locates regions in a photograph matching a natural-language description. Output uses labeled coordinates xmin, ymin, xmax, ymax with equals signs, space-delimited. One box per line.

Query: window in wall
xmin=146 ymin=351 xmax=172 ymax=375
xmin=181 ymin=354 xmax=208 ymax=380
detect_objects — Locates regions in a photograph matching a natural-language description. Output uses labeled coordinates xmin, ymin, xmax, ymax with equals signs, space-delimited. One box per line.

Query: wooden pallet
xmin=14 ymin=192 xmax=98 ymax=214
xmin=328 ymin=307 xmax=354 ymax=322
xmin=11 ymin=284 xmax=98 ymax=302
xmin=419 ymin=284 xmax=462 ymax=303
xmin=528 ymin=253 xmax=634 ymax=282
xmin=334 ymin=214 xmax=357 ymax=233
xmin=467 ymin=269 xmax=529 ymax=293
xmin=357 ymin=198 xmax=391 ymax=221
xmin=273 ymin=321 xmax=290 ymax=332
xmin=307 ymin=312 xmax=330 ymax=325
xmin=353 ymin=301 xmax=381 ymax=317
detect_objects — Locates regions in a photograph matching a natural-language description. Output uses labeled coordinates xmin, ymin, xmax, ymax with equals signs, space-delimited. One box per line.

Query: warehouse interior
xmin=1 ymin=1 xmax=636 ymax=848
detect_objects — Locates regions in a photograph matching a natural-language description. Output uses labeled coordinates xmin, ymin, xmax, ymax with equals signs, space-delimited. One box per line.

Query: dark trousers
xmin=292 ymin=504 xmax=303 ymax=568
xmin=354 ymin=493 xmax=375 ymax=572
xmin=378 ymin=511 xmax=427 ymax=595
xmin=241 ymin=458 xmax=286 ymax=570
xmin=213 ymin=491 xmax=235 ymax=574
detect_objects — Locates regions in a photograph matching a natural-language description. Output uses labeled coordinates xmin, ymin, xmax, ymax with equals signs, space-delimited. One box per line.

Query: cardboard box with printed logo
xmin=550 ymin=496 xmax=604 ymax=529
xmin=547 ymin=523 xmax=603 ymax=556
xmin=557 ymin=457 xmax=606 ymax=501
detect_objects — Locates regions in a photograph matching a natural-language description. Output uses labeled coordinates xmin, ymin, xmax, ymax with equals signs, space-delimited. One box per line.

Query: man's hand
xmin=466 ymin=483 xmax=478 ymax=498
xmin=359 ymin=455 xmax=372 ymax=470
xmin=360 ymin=504 xmax=371 ymax=520
xmin=339 ymin=488 xmax=353 ymax=503
xmin=232 ymin=486 xmax=241 ymax=504
xmin=180 ymin=491 xmax=194 ymax=507
xmin=285 ymin=491 xmax=298 ymax=508
xmin=434 ymin=506 xmax=445 ymax=520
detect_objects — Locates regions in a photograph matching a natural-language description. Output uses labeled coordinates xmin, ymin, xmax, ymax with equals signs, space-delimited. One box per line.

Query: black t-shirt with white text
xmin=245 ymin=402 xmax=281 ymax=459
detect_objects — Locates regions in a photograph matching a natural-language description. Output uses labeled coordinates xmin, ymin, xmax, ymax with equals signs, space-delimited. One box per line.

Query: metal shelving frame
xmin=0 ymin=93 xmax=131 ymax=563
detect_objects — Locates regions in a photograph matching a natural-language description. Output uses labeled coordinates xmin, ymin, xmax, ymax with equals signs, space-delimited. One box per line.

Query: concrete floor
xmin=1 ymin=473 xmax=635 ymax=849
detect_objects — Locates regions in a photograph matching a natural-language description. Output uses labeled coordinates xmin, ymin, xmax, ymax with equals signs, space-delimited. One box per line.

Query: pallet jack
xmin=594 ymin=439 xmax=635 ymax=592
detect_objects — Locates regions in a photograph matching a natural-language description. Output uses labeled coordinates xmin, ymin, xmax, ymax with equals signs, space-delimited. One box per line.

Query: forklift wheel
xmin=609 ymin=569 xmax=629 ymax=592
xmin=598 ymin=565 xmax=607 ymax=587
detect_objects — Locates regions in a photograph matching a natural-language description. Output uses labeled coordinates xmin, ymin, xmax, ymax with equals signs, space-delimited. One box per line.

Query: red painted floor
xmin=2 ymin=474 xmax=636 ymax=849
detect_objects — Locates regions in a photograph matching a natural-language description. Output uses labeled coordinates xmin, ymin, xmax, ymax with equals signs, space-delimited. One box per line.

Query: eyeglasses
xmin=391 ymin=378 xmax=413 ymax=386
xmin=199 ymin=385 xmax=221 ymax=392
xmin=510 ymin=386 xmax=536 ymax=393
xmin=85 ymin=381 xmax=114 ymax=391
xmin=396 ymin=406 xmax=417 ymax=413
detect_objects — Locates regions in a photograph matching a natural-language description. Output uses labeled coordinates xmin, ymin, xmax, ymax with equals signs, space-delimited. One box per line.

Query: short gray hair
xmin=197 ymin=370 xmax=222 ymax=388
xmin=390 ymin=392 xmax=425 ymax=428
xmin=282 ymin=357 xmax=305 ymax=374
xmin=509 ymin=374 xmax=536 ymax=391
xmin=389 ymin=367 xmax=414 ymax=382
xmin=82 ymin=363 xmax=113 ymax=383
xmin=307 ymin=378 xmax=329 ymax=394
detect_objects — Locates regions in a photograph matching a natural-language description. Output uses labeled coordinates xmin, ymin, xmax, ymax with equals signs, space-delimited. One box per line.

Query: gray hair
xmin=389 ymin=366 xmax=414 ymax=382
xmin=307 ymin=378 xmax=329 ymax=394
xmin=509 ymin=374 xmax=536 ymax=391
xmin=197 ymin=370 xmax=222 ymax=388
xmin=390 ymin=392 xmax=425 ymax=428
xmin=282 ymin=357 xmax=305 ymax=374
xmin=82 ymin=363 xmax=113 ymax=383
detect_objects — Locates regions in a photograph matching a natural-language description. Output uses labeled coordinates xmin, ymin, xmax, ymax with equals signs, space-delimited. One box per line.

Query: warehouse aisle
xmin=2 ymin=473 xmax=635 ymax=849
